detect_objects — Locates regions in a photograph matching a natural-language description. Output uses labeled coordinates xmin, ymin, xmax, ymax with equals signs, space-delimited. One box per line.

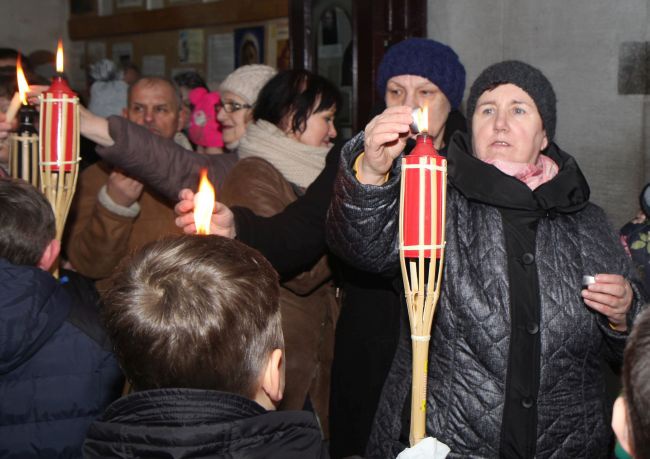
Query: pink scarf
xmin=483 ymin=155 xmax=559 ymax=190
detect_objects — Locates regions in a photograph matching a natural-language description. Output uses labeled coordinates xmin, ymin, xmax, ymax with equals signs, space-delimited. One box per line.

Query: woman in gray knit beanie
xmin=329 ymin=59 xmax=644 ymax=458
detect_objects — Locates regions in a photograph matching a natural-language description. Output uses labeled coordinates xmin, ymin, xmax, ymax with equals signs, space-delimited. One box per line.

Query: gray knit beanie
xmin=219 ymin=64 xmax=277 ymax=105
xmin=466 ymin=60 xmax=556 ymax=141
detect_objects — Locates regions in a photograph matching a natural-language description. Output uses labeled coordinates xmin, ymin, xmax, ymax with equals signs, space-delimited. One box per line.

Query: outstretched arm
xmin=94 ymin=116 xmax=237 ymax=201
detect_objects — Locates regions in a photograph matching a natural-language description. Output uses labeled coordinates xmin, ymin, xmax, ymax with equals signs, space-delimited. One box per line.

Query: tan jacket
xmin=221 ymin=157 xmax=339 ymax=437
xmin=64 ymin=161 xmax=183 ymax=288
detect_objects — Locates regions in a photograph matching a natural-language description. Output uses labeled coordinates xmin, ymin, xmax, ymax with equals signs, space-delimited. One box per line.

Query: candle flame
xmin=16 ymin=55 xmax=30 ymax=105
xmin=193 ymin=168 xmax=215 ymax=235
xmin=415 ymin=104 xmax=429 ymax=133
xmin=56 ymin=40 xmax=64 ymax=73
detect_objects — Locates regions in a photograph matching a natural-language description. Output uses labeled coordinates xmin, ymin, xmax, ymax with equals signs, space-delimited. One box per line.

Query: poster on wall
xmin=268 ymin=21 xmax=290 ymax=71
xmin=207 ymin=33 xmax=234 ymax=84
xmin=178 ymin=29 xmax=204 ymax=64
xmin=234 ymin=26 xmax=265 ymax=68
xmin=112 ymin=42 xmax=134 ymax=68
xmin=142 ymin=55 xmax=166 ymax=77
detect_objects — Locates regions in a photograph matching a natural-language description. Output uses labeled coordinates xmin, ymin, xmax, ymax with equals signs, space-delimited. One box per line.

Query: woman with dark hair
xmin=216 ymin=69 xmax=341 ymax=436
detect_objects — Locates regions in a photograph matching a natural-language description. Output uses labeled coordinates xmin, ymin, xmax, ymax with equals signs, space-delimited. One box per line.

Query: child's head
xmin=0 ymin=177 xmax=59 ymax=269
xmin=101 ymin=235 xmax=284 ymax=408
xmin=613 ymin=307 xmax=650 ymax=459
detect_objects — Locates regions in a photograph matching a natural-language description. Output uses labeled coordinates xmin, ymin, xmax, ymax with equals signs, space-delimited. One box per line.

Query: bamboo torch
xmin=9 ymin=56 xmax=40 ymax=187
xmin=38 ymin=40 xmax=81 ymax=250
xmin=399 ymin=105 xmax=447 ymax=446
xmin=193 ymin=168 xmax=216 ymax=235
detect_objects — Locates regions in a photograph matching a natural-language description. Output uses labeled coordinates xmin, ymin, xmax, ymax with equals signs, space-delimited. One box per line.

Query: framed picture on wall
xmin=234 ymin=26 xmax=265 ymax=68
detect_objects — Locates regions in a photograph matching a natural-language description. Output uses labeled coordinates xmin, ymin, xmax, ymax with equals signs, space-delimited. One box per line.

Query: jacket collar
xmin=102 ymin=388 xmax=266 ymax=424
xmin=447 ymin=132 xmax=590 ymax=214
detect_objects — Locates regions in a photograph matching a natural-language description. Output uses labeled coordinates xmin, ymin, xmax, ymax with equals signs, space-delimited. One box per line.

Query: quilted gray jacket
xmin=326 ymin=132 xmax=645 ymax=458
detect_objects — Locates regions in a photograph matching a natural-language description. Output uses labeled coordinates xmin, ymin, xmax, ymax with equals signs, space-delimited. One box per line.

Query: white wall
xmin=428 ymin=0 xmax=650 ymax=227
xmin=0 ymin=0 xmax=69 ymax=53
xmin=0 ymin=0 xmax=84 ymax=89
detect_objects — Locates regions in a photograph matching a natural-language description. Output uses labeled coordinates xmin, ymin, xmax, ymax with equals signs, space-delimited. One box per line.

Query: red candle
xmin=39 ymin=40 xmax=78 ymax=172
xmin=402 ymin=133 xmax=445 ymax=258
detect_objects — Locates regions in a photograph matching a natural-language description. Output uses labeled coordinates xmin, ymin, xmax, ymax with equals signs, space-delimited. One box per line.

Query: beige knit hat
xmin=219 ymin=64 xmax=277 ymax=105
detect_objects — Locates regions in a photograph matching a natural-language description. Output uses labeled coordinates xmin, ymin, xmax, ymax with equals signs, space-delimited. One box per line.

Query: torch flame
xmin=56 ymin=40 xmax=64 ymax=73
xmin=16 ymin=55 xmax=30 ymax=105
xmin=415 ymin=104 xmax=428 ymax=133
xmin=193 ymin=168 xmax=216 ymax=235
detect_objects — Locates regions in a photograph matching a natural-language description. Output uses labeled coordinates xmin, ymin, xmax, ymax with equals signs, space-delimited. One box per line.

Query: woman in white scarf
xmin=219 ymin=69 xmax=341 ymax=438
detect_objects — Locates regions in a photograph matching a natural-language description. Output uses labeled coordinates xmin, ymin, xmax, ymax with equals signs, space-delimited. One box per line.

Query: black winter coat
xmin=326 ymin=132 xmax=645 ymax=458
xmin=83 ymin=388 xmax=328 ymax=458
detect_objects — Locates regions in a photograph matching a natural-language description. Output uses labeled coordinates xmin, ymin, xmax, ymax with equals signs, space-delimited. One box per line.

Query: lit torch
xmin=38 ymin=39 xmax=81 ymax=274
xmin=194 ymin=168 xmax=216 ymax=235
xmin=9 ymin=58 xmax=39 ymax=186
xmin=399 ymin=103 xmax=448 ymax=445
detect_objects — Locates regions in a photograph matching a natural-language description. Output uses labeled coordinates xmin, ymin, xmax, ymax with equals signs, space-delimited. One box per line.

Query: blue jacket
xmin=0 ymin=258 xmax=123 ymax=458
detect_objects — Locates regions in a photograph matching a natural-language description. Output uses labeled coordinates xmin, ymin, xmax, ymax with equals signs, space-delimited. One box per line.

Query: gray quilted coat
xmin=326 ymin=132 xmax=645 ymax=458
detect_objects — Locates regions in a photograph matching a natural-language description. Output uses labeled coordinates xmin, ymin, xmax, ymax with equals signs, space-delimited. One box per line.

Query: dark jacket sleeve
xmin=96 ymin=116 xmax=237 ymax=200
xmin=231 ymin=140 xmax=343 ymax=278
xmin=580 ymin=204 xmax=648 ymax=365
xmin=325 ymin=132 xmax=402 ymax=274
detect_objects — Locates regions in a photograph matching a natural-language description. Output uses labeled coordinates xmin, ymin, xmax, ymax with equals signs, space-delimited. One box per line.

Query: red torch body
xmin=40 ymin=76 xmax=77 ymax=172
xmin=402 ymin=134 xmax=445 ymax=258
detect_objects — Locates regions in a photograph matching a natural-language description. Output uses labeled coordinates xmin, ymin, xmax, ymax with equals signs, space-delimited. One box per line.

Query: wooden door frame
xmin=289 ymin=0 xmax=427 ymax=132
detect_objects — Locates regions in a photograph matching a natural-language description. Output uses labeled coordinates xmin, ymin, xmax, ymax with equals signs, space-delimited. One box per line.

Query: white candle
xmin=5 ymin=92 xmax=22 ymax=124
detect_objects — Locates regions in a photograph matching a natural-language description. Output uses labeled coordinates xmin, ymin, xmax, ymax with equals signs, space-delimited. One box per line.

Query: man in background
xmin=64 ymin=76 xmax=187 ymax=289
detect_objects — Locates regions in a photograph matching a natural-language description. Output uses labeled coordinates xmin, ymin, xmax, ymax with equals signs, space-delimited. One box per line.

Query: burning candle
xmin=194 ymin=168 xmax=216 ymax=235
xmin=8 ymin=59 xmax=39 ymax=186
xmin=39 ymin=40 xmax=78 ymax=172
xmin=401 ymin=104 xmax=446 ymax=258
xmin=5 ymin=55 xmax=30 ymax=123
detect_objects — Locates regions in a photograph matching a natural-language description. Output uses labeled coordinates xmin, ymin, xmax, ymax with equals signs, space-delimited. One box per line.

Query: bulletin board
xmin=69 ymin=0 xmax=289 ymax=86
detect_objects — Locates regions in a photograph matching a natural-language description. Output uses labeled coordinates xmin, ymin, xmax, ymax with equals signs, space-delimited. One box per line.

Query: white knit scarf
xmin=237 ymin=120 xmax=330 ymax=189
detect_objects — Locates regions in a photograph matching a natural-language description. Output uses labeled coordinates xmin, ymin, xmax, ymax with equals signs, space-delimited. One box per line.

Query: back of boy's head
xmin=0 ymin=177 xmax=55 ymax=266
xmin=624 ymin=307 xmax=650 ymax=459
xmin=101 ymin=235 xmax=283 ymax=398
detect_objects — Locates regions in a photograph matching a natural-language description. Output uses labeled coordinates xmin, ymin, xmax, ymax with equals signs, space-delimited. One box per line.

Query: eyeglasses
xmin=217 ymin=101 xmax=253 ymax=113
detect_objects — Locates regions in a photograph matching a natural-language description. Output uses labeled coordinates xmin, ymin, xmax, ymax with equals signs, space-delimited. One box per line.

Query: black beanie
xmin=466 ymin=60 xmax=556 ymax=142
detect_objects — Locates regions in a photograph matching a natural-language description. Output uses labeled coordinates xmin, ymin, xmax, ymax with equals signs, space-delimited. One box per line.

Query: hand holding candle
xmin=175 ymin=187 xmax=236 ymax=238
xmin=357 ymin=106 xmax=412 ymax=185
xmin=193 ymin=168 xmax=216 ymax=235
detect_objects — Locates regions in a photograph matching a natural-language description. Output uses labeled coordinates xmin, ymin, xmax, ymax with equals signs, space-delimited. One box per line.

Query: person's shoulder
xmin=240 ymin=409 xmax=326 ymax=458
xmin=229 ymin=157 xmax=286 ymax=183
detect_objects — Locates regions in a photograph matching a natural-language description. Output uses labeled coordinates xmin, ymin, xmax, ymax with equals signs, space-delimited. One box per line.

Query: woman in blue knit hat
xmin=327 ymin=60 xmax=645 ymax=458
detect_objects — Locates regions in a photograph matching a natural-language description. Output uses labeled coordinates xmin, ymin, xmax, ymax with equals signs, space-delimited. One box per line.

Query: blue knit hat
xmin=376 ymin=38 xmax=466 ymax=109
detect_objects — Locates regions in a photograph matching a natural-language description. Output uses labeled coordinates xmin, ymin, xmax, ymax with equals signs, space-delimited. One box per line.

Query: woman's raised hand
xmin=174 ymin=188 xmax=237 ymax=238
xmin=356 ymin=105 xmax=413 ymax=185
xmin=582 ymin=273 xmax=634 ymax=331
